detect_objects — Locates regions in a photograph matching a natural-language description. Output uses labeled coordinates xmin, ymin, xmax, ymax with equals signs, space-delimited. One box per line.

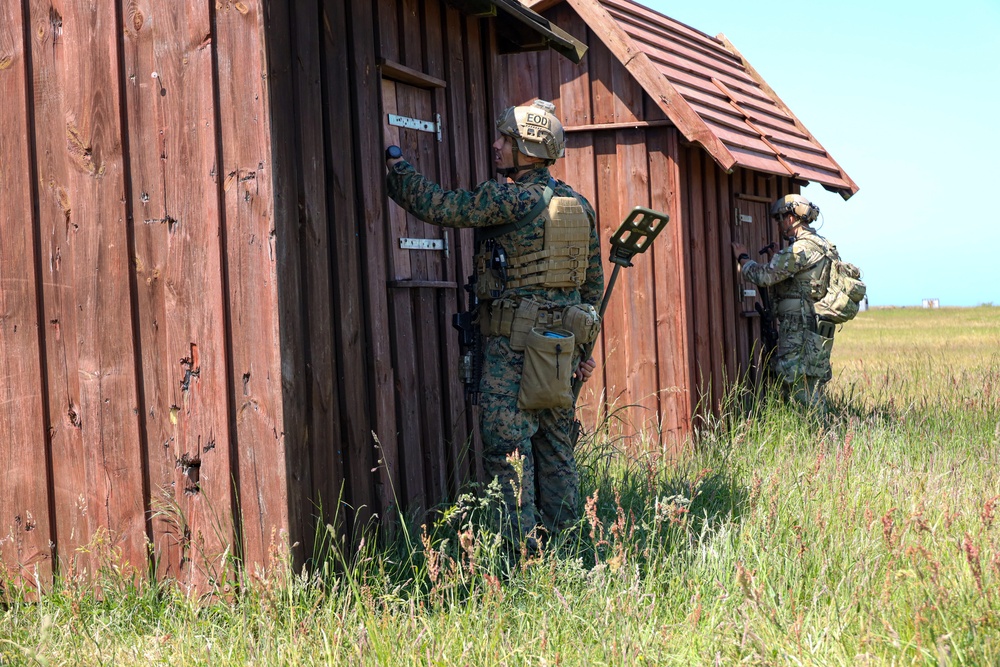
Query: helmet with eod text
xmin=495 ymin=99 xmax=565 ymax=162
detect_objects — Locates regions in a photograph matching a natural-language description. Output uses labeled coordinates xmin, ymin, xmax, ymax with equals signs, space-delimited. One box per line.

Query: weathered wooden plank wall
xmin=0 ymin=0 xmax=546 ymax=585
xmin=678 ymin=152 xmax=798 ymax=416
xmin=0 ymin=0 xmax=54 ymax=585
xmin=121 ymin=0 xmax=234 ymax=588
xmin=29 ymin=0 xmax=148 ymax=576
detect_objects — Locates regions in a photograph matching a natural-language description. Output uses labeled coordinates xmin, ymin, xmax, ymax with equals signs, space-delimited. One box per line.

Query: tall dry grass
xmin=2 ymin=307 xmax=998 ymax=665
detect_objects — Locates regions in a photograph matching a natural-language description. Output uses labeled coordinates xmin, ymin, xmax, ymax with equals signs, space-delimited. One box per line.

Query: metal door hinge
xmin=388 ymin=113 xmax=442 ymax=142
xmin=400 ymin=231 xmax=450 ymax=257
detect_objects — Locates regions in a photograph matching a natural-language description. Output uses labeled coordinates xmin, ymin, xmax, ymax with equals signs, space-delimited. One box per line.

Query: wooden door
xmin=732 ymin=199 xmax=771 ymax=384
xmin=381 ymin=67 xmax=467 ymax=513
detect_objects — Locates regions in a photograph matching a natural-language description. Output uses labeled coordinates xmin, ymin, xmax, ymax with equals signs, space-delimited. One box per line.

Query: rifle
xmin=453 ymin=272 xmax=482 ymax=405
xmin=453 ymin=230 xmax=485 ymax=405
xmin=753 ymin=242 xmax=779 ymax=355
xmin=571 ymin=207 xmax=669 ymax=442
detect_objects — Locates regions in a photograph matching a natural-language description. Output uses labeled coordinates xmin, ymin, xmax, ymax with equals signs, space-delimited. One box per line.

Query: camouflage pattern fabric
xmin=741 ymin=225 xmax=834 ymax=409
xmin=386 ymin=161 xmax=604 ymax=540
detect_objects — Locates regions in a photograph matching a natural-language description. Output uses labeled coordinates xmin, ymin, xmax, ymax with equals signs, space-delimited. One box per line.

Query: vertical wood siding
xmin=0 ymin=0 xmax=54 ymax=586
xmin=121 ymin=0 xmax=234 ymax=589
xmin=29 ymin=0 xmax=148 ymax=575
xmin=1 ymin=0 xmax=499 ymax=585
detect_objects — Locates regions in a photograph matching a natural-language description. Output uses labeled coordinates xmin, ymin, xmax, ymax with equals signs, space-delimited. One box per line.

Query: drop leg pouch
xmin=518 ymin=328 xmax=576 ymax=410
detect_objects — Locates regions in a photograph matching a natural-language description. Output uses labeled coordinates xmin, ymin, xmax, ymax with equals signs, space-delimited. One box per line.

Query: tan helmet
xmin=770 ymin=194 xmax=819 ymax=224
xmin=496 ymin=99 xmax=566 ymax=162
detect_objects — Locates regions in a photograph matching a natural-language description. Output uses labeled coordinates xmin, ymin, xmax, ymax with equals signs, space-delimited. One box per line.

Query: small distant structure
xmin=922 ymin=298 xmax=940 ymax=309
xmin=858 ymin=295 xmax=869 ymax=312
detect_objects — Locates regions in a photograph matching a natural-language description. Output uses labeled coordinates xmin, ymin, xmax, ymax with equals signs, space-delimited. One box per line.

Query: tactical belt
xmin=482 ymin=297 xmax=564 ymax=338
xmin=775 ymin=298 xmax=807 ymax=316
xmin=776 ymin=297 xmax=836 ymax=338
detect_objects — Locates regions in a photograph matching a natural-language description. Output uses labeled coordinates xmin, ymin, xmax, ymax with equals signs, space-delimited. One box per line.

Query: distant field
xmin=831 ymin=305 xmax=1000 ymax=411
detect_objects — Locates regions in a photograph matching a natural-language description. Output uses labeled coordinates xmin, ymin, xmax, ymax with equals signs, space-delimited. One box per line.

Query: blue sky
xmin=642 ymin=0 xmax=1000 ymax=307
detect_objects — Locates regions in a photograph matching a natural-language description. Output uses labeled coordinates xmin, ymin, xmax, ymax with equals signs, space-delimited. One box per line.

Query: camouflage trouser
xmin=478 ymin=335 xmax=579 ymax=541
xmin=773 ymin=313 xmax=834 ymax=412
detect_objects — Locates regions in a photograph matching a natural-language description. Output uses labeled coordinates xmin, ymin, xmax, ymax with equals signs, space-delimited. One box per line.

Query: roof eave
xmin=716 ymin=33 xmax=859 ymax=199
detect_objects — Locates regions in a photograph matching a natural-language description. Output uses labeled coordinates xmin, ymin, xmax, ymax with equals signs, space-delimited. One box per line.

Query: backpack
xmin=812 ymin=244 xmax=866 ymax=324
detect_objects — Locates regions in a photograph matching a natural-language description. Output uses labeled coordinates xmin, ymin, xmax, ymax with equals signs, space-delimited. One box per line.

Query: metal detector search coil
xmin=609 ymin=206 xmax=669 ymax=267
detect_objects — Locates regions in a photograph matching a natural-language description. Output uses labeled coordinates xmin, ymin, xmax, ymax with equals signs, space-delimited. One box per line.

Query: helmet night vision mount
xmin=770 ymin=194 xmax=820 ymax=224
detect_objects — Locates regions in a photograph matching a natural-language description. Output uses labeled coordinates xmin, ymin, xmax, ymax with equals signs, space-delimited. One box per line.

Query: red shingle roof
xmin=530 ymin=0 xmax=858 ymax=198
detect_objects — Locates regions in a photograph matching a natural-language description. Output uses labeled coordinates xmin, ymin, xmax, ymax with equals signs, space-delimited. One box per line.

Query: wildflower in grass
xmin=963 ymin=533 xmax=984 ymax=594
xmin=881 ymin=508 xmax=897 ymax=550
xmin=981 ymin=495 xmax=999 ymax=530
xmin=585 ymin=490 xmax=605 ymax=546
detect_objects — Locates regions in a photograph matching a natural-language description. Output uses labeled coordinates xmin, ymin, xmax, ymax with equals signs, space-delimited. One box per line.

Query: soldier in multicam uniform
xmin=732 ymin=194 xmax=836 ymax=411
xmin=385 ymin=100 xmax=604 ymax=547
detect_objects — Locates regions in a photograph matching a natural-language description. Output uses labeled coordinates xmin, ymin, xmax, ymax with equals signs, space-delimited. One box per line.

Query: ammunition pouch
xmin=518 ymin=328 xmax=576 ymax=410
xmin=561 ymin=303 xmax=601 ymax=345
xmin=482 ymin=297 xmax=600 ymax=351
xmin=816 ymin=319 xmax=837 ymax=339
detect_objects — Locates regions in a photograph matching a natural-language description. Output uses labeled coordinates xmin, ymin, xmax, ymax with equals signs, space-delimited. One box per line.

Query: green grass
xmin=2 ymin=307 xmax=999 ymax=665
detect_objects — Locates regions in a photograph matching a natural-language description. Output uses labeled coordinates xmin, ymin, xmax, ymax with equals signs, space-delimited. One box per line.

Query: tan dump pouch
xmin=561 ymin=303 xmax=600 ymax=345
xmin=506 ymin=196 xmax=590 ymax=289
xmin=518 ymin=328 xmax=576 ymax=411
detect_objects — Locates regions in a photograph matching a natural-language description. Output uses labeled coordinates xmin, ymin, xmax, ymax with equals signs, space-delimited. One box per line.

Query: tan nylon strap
xmin=507 ymin=270 xmax=584 ymax=289
xmin=507 ymin=256 xmax=588 ymax=280
xmin=508 ymin=245 xmax=584 ymax=268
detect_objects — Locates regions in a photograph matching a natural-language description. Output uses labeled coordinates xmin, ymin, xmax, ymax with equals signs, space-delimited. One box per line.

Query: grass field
xmin=2 ymin=307 xmax=999 ymax=666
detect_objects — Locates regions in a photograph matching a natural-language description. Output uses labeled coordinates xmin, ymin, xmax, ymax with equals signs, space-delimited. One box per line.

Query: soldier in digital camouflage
xmin=385 ymin=100 xmax=604 ymax=548
xmin=732 ymin=194 xmax=837 ymax=411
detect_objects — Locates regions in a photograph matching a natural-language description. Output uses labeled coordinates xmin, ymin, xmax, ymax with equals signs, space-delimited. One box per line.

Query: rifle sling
xmin=478 ymin=178 xmax=556 ymax=242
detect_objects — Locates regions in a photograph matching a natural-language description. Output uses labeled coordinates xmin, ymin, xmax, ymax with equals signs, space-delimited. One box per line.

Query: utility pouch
xmin=508 ymin=299 xmax=541 ymax=352
xmin=517 ymin=328 xmax=575 ymax=410
xmin=561 ymin=303 xmax=601 ymax=345
xmin=816 ymin=319 xmax=837 ymax=339
xmin=474 ymin=252 xmax=505 ymax=301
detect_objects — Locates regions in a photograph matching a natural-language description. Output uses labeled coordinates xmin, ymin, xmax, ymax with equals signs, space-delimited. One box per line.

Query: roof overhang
xmin=449 ymin=0 xmax=588 ymax=63
xmin=526 ymin=0 xmax=857 ymax=199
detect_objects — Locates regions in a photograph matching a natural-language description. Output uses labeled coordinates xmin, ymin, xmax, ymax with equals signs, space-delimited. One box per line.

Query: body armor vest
xmin=474 ymin=193 xmax=591 ymax=298
xmin=501 ymin=196 xmax=590 ymax=289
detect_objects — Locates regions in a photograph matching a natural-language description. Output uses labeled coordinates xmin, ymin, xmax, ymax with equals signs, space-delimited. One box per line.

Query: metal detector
xmin=573 ymin=206 xmax=669 ymax=400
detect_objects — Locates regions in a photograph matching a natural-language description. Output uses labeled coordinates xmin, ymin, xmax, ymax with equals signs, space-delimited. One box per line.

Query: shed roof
xmin=526 ymin=0 xmax=858 ymax=198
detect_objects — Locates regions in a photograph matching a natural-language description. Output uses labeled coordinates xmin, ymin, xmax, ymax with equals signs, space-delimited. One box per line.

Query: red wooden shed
xmin=0 ymin=0 xmax=585 ymax=589
xmin=503 ymin=0 xmax=858 ymax=447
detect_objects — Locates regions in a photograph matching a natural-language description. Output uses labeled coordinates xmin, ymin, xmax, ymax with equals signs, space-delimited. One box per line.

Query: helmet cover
xmin=496 ymin=99 xmax=566 ymax=161
xmin=770 ymin=194 xmax=819 ymax=223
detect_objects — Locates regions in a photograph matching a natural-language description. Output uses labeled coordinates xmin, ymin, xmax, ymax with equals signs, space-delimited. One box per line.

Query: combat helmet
xmin=770 ymin=194 xmax=819 ymax=224
xmin=496 ymin=99 xmax=566 ymax=162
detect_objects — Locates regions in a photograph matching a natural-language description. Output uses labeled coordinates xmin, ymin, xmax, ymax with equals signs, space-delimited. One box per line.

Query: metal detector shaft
xmin=573 ymin=206 xmax=669 ymax=400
